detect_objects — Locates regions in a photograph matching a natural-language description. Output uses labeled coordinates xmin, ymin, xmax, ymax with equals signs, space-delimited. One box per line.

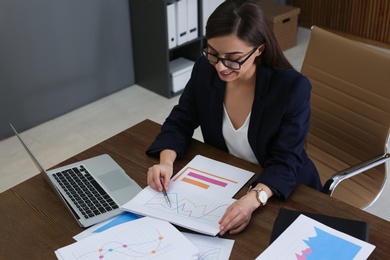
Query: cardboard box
xmin=169 ymin=57 xmax=194 ymax=93
xmin=257 ymin=1 xmax=300 ymax=51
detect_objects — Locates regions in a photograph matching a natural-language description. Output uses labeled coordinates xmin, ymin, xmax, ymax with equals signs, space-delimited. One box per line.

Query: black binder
xmin=270 ymin=208 xmax=369 ymax=244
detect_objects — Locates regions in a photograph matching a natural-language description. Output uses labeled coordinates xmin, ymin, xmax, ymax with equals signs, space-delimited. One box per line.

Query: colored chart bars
xmin=173 ymin=166 xmax=238 ymax=189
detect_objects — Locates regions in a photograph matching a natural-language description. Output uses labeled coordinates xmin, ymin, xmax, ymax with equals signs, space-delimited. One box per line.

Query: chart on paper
xmin=121 ymin=155 xmax=253 ymax=235
xmin=182 ymin=232 xmax=235 ymax=260
xmin=71 ymin=227 xmax=172 ymax=259
xmin=122 ymin=186 xmax=235 ymax=236
xmin=173 ymin=166 xmax=237 ymax=189
xmin=144 ymin=187 xmax=230 ymax=224
xmin=256 ymin=215 xmax=375 ymax=260
xmin=55 ymin=217 xmax=199 ymax=260
xmin=171 ymin=155 xmax=255 ymax=198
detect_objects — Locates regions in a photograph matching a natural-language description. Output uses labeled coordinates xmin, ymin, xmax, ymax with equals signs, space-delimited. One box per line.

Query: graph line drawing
xmin=72 ymin=228 xmax=174 ymax=259
xmin=197 ymin=245 xmax=223 ymax=260
xmin=143 ymin=189 xmax=230 ymax=224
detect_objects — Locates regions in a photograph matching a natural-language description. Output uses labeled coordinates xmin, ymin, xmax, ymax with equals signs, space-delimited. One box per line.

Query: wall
xmin=0 ymin=0 xmax=135 ymax=139
xmin=286 ymin=0 xmax=390 ymax=46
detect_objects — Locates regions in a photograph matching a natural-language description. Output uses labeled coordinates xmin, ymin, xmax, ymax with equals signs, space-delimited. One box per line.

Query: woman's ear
xmin=258 ymin=44 xmax=265 ymax=55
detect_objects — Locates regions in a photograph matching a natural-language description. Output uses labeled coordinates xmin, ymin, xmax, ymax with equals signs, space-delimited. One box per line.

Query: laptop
xmin=10 ymin=124 xmax=142 ymax=228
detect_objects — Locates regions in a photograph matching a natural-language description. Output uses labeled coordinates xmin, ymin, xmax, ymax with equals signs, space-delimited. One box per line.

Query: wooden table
xmin=1 ymin=119 xmax=390 ymax=259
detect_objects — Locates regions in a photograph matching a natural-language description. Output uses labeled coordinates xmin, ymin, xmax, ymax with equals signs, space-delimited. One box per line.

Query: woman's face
xmin=206 ymin=34 xmax=262 ymax=83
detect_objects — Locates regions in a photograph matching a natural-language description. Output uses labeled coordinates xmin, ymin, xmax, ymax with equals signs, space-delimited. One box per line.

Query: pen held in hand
xmin=160 ymin=179 xmax=171 ymax=207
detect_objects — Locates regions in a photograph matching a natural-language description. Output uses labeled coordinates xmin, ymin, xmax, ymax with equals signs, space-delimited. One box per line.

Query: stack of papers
xmin=121 ymin=155 xmax=255 ymax=236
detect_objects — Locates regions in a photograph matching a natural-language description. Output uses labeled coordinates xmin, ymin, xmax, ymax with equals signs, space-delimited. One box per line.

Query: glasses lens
xmin=202 ymin=48 xmax=241 ymax=70
xmin=222 ymin=60 xmax=240 ymax=70
xmin=202 ymin=50 xmax=218 ymax=64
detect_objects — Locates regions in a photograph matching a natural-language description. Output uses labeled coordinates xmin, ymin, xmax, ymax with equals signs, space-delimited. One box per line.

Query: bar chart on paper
xmin=173 ymin=166 xmax=236 ymax=189
xmin=121 ymin=155 xmax=254 ymax=235
xmin=171 ymin=155 xmax=255 ymax=198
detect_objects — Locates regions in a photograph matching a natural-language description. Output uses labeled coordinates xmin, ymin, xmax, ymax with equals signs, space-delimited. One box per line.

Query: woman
xmin=146 ymin=0 xmax=322 ymax=236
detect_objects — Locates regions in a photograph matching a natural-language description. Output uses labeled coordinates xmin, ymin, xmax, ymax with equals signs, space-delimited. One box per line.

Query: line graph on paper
xmin=71 ymin=226 xmax=174 ymax=259
xmin=197 ymin=245 xmax=223 ymax=260
xmin=143 ymin=187 xmax=230 ymax=225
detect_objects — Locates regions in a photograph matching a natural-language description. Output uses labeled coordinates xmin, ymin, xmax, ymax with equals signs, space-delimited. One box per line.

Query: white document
xmin=73 ymin=212 xmax=140 ymax=241
xmin=171 ymin=155 xmax=255 ymax=199
xmin=166 ymin=1 xmax=177 ymax=49
xmin=183 ymin=232 xmax=235 ymax=260
xmin=176 ymin=0 xmax=188 ymax=45
xmin=187 ymin=0 xmax=198 ymax=41
xmin=121 ymin=155 xmax=254 ymax=236
xmin=256 ymin=214 xmax=376 ymax=260
xmin=122 ymin=185 xmax=235 ymax=236
xmin=55 ymin=217 xmax=199 ymax=260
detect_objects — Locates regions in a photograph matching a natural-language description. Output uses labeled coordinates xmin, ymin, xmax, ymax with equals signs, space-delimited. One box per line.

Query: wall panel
xmin=286 ymin=0 xmax=390 ymax=45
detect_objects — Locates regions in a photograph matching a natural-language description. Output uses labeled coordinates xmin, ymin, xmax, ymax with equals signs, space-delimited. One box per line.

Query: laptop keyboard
xmin=53 ymin=165 xmax=119 ymax=219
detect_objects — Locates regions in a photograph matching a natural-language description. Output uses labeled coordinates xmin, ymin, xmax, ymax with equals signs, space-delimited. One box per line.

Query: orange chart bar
xmin=173 ymin=167 xmax=238 ymax=184
xmin=182 ymin=177 xmax=210 ymax=189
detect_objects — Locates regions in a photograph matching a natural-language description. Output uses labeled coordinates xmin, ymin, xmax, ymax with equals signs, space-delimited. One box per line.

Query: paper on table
xmin=171 ymin=155 xmax=255 ymax=199
xmin=122 ymin=186 xmax=235 ymax=236
xmin=74 ymin=214 xmax=234 ymax=259
xmin=55 ymin=217 xmax=198 ymax=260
xmin=122 ymin=155 xmax=254 ymax=236
xmin=257 ymin=214 xmax=375 ymax=260
xmin=182 ymin=232 xmax=235 ymax=260
xmin=73 ymin=212 xmax=140 ymax=241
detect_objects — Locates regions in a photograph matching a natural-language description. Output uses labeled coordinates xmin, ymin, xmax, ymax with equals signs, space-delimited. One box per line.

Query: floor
xmin=1 ymin=27 xmax=389 ymax=222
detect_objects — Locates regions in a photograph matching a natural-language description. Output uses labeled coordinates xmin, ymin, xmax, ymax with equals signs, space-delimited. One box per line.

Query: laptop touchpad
xmin=98 ymin=170 xmax=132 ymax=191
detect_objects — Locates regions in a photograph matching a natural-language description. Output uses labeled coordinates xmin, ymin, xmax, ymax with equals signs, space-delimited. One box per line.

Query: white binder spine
xmin=187 ymin=0 xmax=198 ymax=41
xmin=176 ymin=0 xmax=188 ymax=45
xmin=166 ymin=1 xmax=177 ymax=49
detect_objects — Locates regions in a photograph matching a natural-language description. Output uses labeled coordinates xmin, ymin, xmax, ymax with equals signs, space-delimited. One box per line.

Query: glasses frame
xmin=201 ymin=47 xmax=258 ymax=70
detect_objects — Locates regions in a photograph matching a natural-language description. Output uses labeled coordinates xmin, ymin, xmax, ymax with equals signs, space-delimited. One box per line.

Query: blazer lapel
xmin=248 ymin=67 xmax=270 ymax=160
xmin=209 ymin=75 xmax=228 ymax=151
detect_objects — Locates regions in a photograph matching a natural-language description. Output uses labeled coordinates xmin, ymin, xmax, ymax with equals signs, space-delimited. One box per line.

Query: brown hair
xmin=205 ymin=0 xmax=293 ymax=70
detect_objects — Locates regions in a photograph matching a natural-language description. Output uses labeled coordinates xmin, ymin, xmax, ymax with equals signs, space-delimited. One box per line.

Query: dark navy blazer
xmin=147 ymin=56 xmax=322 ymax=199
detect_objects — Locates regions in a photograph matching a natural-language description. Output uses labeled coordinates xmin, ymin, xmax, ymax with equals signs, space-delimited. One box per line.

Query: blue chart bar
xmin=93 ymin=212 xmax=140 ymax=233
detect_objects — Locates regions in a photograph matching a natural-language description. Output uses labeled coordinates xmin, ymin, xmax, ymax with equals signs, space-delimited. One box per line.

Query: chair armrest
xmin=323 ymin=153 xmax=390 ymax=195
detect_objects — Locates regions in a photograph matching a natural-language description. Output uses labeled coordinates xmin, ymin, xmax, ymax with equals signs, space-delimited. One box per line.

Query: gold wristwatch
xmin=247 ymin=186 xmax=268 ymax=206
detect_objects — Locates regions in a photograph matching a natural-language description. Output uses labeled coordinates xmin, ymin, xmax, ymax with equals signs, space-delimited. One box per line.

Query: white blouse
xmin=222 ymin=105 xmax=258 ymax=165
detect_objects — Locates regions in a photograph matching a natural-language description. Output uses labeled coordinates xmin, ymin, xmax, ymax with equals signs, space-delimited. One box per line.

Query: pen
xmin=160 ymin=179 xmax=171 ymax=207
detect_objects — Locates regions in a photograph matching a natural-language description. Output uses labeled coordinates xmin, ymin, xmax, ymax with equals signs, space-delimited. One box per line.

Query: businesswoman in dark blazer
xmin=146 ymin=0 xmax=322 ymax=236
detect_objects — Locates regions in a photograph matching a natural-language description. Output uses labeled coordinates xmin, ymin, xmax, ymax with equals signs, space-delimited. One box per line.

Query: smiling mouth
xmin=220 ymin=70 xmax=235 ymax=77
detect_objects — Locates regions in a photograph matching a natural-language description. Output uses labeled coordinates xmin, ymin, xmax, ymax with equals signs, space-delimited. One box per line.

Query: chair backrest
xmin=301 ymin=26 xmax=390 ymax=209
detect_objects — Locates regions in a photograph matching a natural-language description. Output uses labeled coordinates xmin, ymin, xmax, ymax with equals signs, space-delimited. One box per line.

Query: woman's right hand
xmin=147 ymin=149 xmax=177 ymax=192
xmin=147 ymin=163 xmax=173 ymax=192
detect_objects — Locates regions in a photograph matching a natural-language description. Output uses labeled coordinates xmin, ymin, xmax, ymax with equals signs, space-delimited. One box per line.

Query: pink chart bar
xmin=188 ymin=172 xmax=228 ymax=187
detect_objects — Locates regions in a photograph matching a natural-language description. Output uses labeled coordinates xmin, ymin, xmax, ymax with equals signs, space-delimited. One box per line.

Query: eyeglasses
xmin=201 ymin=47 xmax=258 ymax=70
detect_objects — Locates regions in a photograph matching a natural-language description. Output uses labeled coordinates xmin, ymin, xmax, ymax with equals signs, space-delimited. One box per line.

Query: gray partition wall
xmin=0 ymin=0 xmax=135 ymax=139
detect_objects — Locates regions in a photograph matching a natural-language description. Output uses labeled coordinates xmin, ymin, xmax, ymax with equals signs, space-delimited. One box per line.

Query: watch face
xmin=258 ymin=190 xmax=268 ymax=203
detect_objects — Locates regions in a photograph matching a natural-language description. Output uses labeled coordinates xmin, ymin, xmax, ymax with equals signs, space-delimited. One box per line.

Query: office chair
xmin=301 ymin=26 xmax=390 ymax=219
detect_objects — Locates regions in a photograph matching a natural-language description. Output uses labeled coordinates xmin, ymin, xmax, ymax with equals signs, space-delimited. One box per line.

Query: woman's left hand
xmin=218 ymin=192 xmax=260 ymax=236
